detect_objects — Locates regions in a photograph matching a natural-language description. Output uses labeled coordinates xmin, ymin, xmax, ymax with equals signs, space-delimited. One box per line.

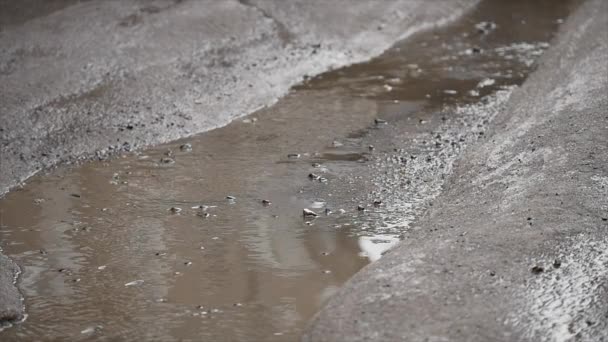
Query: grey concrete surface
xmin=303 ymin=0 xmax=608 ymax=341
xmin=0 ymin=0 xmax=477 ymax=196
xmin=0 ymin=0 xmax=480 ymax=326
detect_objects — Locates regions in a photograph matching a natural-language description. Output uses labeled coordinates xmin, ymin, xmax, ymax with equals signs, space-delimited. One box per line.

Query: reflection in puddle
xmin=358 ymin=235 xmax=401 ymax=262
xmin=0 ymin=0 xmax=577 ymax=340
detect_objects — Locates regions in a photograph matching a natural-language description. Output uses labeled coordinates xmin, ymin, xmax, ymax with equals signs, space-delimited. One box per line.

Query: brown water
xmin=0 ymin=1 xmax=577 ymax=340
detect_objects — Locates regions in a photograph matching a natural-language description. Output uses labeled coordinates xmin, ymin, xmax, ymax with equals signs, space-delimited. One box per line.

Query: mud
xmin=0 ymin=0 xmax=582 ymax=340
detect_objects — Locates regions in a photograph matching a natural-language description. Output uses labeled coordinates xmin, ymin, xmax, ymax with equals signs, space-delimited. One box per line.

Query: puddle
xmin=0 ymin=0 xmax=578 ymax=340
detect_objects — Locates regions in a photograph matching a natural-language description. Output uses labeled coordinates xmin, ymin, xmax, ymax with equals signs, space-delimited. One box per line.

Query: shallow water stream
xmin=0 ymin=1 xmax=577 ymax=340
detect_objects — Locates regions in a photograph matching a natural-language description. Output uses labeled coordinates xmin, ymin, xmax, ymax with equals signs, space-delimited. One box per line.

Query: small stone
xmin=489 ymin=271 xmax=496 ymax=277
xmin=73 ymin=278 xmax=81 ymax=283
xmin=338 ymin=209 xmax=346 ymax=214
xmin=368 ymin=145 xmax=375 ymax=151
xmin=324 ymin=208 xmax=332 ymax=215
xmin=303 ymin=208 xmax=318 ymax=217
xmin=184 ymin=261 xmax=192 ymax=266
xmin=287 ymin=153 xmax=301 ymax=159
xmin=308 ymin=173 xmax=320 ymax=180
xmin=198 ymin=212 xmax=210 ymax=218
xmin=374 ymin=118 xmax=387 ymax=125
xmin=233 ymin=303 xmax=243 ymax=307
xmin=357 ymin=205 xmax=366 ymax=211
xmin=97 ymin=265 xmax=107 ymax=270
xmin=322 ymin=270 xmax=332 ymax=274
xmin=81 ymin=325 xmax=103 ymax=334
xmin=531 ymin=266 xmax=544 ymax=274
xmin=312 ymin=163 xmax=322 ymax=168
xmin=165 ymin=149 xmax=174 ymax=157
xmin=169 ymin=207 xmax=182 ymax=214
xmin=262 ymin=199 xmax=271 ymax=206
xmin=226 ymin=195 xmax=236 ymax=200
xmin=332 ymin=140 xmax=343 ymax=147
xmin=39 ymin=249 xmax=47 ymax=255
xmin=373 ymin=200 xmax=382 ymax=206
xmin=553 ymin=259 xmax=562 ymax=269
xmin=318 ymin=177 xmax=328 ymax=183
xmin=160 ymin=157 xmax=175 ymax=164
xmin=180 ymin=143 xmax=192 ymax=152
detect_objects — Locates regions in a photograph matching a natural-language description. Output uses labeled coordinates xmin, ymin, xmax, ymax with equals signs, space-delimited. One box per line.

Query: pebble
xmin=81 ymin=325 xmax=103 ymax=335
xmin=303 ymin=208 xmax=318 ymax=217
xmin=309 ymin=173 xmax=321 ymax=180
xmin=97 ymin=265 xmax=107 ymax=270
xmin=160 ymin=157 xmax=175 ymax=164
xmin=184 ymin=261 xmax=193 ymax=266
xmin=553 ymin=259 xmax=562 ymax=269
xmin=324 ymin=208 xmax=332 ymax=215
xmin=373 ymin=200 xmax=383 ymax=206
xmin=287 ymin=153 xmax=301 ymax=159
xmin=262 ymin=199 xmax=271 ymax=206
xmin=312 ymin=163 xmax=322 ymax=168
xmin=322 ymin=270 xmax=332 ymax=274
xmin=368 ymin=145 xmax=375 ymax=151
xmin=530 ymin=265 xmax=544 ymax=274
xmin=357 ymin=205 xmax=366 ymax=211
xmin=374 ymin=118 xmax=387 ymax=125
xmin=180 ymin=143 xmax=192 ymax=152
xmin=226 ymin=195 xmax=236 ymax=201
xmin=169 ymin=207 xmax=182 ymax=214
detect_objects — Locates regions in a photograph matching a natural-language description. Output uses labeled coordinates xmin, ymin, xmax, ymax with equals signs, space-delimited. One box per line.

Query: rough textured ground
xmin=0 ymin=0 xmax=481 ymax=327
xmin=0 ymin=0 xmax=477 ymax=196
xmin=303 ymin=0 xmax=608 ymax=341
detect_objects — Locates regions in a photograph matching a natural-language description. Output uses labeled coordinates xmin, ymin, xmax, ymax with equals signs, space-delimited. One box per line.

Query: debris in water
xmin=184 ymin=261 xmax=193 ymax=266
xmin=303 ymin=208 xmax=318 ymax=218
xmin=233 ymin=303 xmax=243 ymax=307
xmin=477 ymin=78 xmax=496 ymax=88
xmin=324 ymin=208 xmax=332 ymax=215
xmin=125 ymin=279 xmax=144 ymax=287
xmin=81 ymin=325 xmax=103 ymax=334
xmin=165 ymin=149 xmax=174 ymax=157
xmin=475 ymin=21 xmax=497 ymax=34
xmin=71 ymin=193 xmax=81 ymax=198
xmin=262 ymin=199 xmax=271 ymax=206
xmin=287 ymin=153 xmax=301 ymax=159
xmin=226 ymin=195 xmax=236 ymax=201
xmin=318 ymin=177 xmax=328 ymax=183
xmin=357 ymin=205 xmax=366 ymax=211
xmin=180 ymin=143 xmax=192 ymax=152
xmin=531 ymin=265 xmax=544 ymax=274
xmin=169 ymin=207 xmax=182 ymax=214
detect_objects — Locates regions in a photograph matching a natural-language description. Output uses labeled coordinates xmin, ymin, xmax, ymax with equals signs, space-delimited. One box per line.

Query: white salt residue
xmin=509 ymin=234 xmax=608 ymax=342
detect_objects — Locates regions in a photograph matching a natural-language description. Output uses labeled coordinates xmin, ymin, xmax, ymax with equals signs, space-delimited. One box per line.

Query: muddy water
xmin=0 ymin=1 xmax=577 ymax=340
